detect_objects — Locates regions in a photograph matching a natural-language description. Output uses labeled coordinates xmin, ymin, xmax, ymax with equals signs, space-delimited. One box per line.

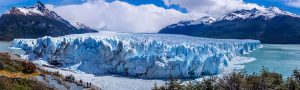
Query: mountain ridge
xmin=0 ymin=1 xmax=97 ymax=41
xmin=159 ymin=7 xmax=300 ymax=44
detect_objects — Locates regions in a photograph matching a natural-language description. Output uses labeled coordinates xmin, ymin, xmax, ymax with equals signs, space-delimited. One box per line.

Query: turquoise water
xmin=0 ymin=41 xmax=24 ymax=54
xmin=0 ymin=41 xmax=11 ymax=52
xmin=244 ymin=44 xmax=300 ymax=77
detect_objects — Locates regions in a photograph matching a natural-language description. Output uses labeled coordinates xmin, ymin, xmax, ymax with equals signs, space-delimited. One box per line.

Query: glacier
xmin=11 ymin=32 xmax=260 ymax=79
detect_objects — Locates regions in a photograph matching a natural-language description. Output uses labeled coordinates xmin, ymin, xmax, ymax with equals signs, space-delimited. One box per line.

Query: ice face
xmin=11 ymin=32 xmax=260 ymax=79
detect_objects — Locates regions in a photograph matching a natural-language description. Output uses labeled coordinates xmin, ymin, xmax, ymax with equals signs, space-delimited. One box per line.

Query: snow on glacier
xmin=11 ymin=31 xmax=260 ymax=79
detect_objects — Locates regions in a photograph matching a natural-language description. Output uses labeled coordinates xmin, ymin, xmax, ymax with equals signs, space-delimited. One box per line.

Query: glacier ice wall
xmin=11 ymin=32 xmax=260 ymax=79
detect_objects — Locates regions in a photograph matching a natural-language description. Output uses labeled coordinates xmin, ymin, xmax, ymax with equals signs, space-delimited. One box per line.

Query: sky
xmin=0 ymin=0 xmax=300 ymax=32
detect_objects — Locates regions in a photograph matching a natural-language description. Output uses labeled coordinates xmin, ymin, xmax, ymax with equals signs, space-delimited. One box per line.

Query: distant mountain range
xmin=0 ymin=1 xmax=97 ymax=41
xmin=159 ymin=7 xmax=300 ymax=44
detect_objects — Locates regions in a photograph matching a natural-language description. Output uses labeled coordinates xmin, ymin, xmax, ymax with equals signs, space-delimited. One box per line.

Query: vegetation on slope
xmin=153 ymin=68 xmax=300 ymax=90
xmin=0 ymin=53 xmax=36 ymax=74
xmin=0 ymin=53 xmax=53 ymax=90
xmin=0 ymin=75 xmax=52 ymax=90
xmin=0 ymin=52 xmax=101 ymax=90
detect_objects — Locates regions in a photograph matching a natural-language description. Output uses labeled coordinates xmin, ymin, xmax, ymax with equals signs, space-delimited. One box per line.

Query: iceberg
xmin=11 ymin=32 xmax=260 ymax=79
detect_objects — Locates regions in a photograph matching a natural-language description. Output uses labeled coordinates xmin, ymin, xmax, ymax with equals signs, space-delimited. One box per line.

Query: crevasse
xmin=11 ymin=32 xmax=260 ymax=79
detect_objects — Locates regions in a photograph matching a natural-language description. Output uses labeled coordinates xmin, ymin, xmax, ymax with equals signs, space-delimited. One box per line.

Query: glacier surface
xmin=11 ymin=32 xmax=260 ymax=79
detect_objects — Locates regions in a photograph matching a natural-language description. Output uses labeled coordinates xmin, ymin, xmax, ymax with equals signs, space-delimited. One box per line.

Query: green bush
xmin=153 ymin=76 xmax=183 ymax=90
xmin=285 ymin=70 xmax=300 ymax=90
xmin=0 ymin=53 xmax=37 ymax=74
xmin=153 ymin=68 xmax=300 ymax=90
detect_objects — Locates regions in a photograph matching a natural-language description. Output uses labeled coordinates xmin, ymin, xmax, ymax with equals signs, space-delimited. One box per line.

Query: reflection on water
xmin=244 ymin=44 xmax=300 ymax=77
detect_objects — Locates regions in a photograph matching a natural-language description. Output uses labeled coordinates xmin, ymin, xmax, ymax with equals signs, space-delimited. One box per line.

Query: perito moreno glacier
xmin=11 ymin=31 xmax=260 ymax=79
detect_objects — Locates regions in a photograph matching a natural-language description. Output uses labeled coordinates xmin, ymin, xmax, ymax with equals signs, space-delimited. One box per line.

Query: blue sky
xmin=0 ymin=0 xmax=86 ymax=13
xmin=0 ymin=0 xmax=300 ymax=15
xmin=1 ymin=0 xmax=300 ymax=33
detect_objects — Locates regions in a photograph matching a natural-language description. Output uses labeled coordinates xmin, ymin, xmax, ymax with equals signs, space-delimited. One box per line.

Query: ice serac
xmin=11 ymin=32 xmax=260 ymax=79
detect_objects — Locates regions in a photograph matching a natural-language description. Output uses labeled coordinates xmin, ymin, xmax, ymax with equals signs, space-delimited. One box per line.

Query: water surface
xmin=244 ymin=44 xmax=300 ymax=77
xmin=0 ymin=41 xmax=24 ymax=54
xmin=0 ymin=41 xmax=12 ymax=52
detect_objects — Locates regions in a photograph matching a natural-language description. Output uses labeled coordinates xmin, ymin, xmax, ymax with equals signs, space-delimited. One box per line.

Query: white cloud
xmin=286 ymin=1 xmax=300 ymax=8
xmin=47 ymin=0 xmax=197 ymax=33
xmin=162 ymin=0 xmax=261 ymax=17
xmin=46 ymin=0 xmax=263 ymax=33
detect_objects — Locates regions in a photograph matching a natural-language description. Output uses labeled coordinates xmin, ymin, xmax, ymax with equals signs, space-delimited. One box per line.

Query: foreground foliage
xmin=0 ymin=53 xmax=53 ymax=90
xmin=153 ymin=68 xmax=300 ymax=90
xmin=0 ymin=76 xmax=53 ymax=90
xmin=0 ymin=53 xmax=36 ymax=74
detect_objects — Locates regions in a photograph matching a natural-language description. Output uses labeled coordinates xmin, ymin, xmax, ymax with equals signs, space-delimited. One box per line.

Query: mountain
xmin=73 ymin=22 xmax=97 ymax=32
xmin=0 ymin=1 xmax=97 ymax=41
xmin=159 ymin=7 xmax=300 ymax=44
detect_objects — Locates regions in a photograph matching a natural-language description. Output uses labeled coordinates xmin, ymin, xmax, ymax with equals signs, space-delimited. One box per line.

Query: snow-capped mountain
xmin=221 ymin=7 xmax=296 ymax=20
xmin=159 ymin=7 xmax=300 ymax=44
xmin=172 ymin=16 xmax=216 ymax=27
xmin=0 ymin=1 xmax=97 ymax=41
xmin=192 ymin=16 xmax=216 ymax=24
xmin=73 ymin=22 xmax=93 ymax=30
xmin=6 ymin=1 xmax=65 ymax=21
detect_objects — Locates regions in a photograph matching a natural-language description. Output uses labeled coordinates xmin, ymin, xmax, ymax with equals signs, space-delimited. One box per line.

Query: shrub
xmin=0 ymin=62 xmax=4 ymax=70
xmin=153 ymin=76 xmax=183 ymax=90
xmin=259 ymin=67 xmax=286 ymax=89
xmin=0 ymin=76 xmax=53 ymax=90
xmin=286 ymin=70 xmax=300 ymax=90
xmin=22 ymin=62 xmax=37 ymax=74
xmin=153 ymin=68 xmax=300 ymax=90
xmin=0 ymin=53 xmax=25 ymax=72
xmin=191 ymin=77 xmax=218 ymax=90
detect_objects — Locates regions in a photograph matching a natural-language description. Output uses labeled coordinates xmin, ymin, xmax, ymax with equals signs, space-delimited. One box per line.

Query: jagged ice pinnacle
xmin=11 ymin=32 xmax=260 ymax=78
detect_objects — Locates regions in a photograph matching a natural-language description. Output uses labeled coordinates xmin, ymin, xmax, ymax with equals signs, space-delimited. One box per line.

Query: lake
xmin=244 ymin=44 xmax=300 ymax=77
xmin=0 ymin=41 xmax=11 ymax=52
xmin=0 ymin=41 xmax=24 ymax=55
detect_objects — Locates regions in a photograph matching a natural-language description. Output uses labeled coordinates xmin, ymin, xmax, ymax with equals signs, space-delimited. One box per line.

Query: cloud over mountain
xmin=47 ymin=0 xmax=195 ymax=33
xmin=47 ymin=0 xmax=263 ymax=33
xmin=286 ymin=1 xmax=300 ymax=8
xmin=162 ymin=0 xmax=262 ymax=17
